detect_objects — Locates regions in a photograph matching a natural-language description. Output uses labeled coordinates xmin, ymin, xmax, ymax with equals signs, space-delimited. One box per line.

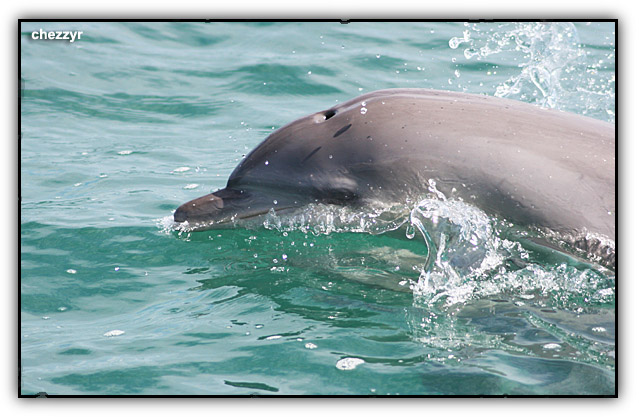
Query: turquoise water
xmin=20 ymin=21 xmax=615 ymax=396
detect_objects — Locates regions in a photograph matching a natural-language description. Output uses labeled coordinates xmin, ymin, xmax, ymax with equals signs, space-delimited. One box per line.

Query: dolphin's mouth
xmin=174 ymin=187 xmax=295 ymax=231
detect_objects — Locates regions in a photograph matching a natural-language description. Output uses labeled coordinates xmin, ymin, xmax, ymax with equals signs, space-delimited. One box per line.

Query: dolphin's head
xmin=174 ymin=90 xmax=415 ymax=230
xmin=173 ymin=177 xmax=360 ymax=230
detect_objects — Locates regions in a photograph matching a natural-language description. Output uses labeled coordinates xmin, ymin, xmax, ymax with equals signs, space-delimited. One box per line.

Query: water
xmin=20 ymin=21 xmax=616 ymax=396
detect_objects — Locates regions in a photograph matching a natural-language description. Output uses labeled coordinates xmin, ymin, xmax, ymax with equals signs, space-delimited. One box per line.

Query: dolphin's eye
xmin=310 ymin=175 xmax=358 ymax=204
xmin=317 ymin=188 xmax=359 ymax=205
xmin=324 ymin=109 xmax=336 ymax=120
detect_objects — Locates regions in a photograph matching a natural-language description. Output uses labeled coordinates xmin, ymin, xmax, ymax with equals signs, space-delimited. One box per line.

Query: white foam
xmin=336 ymin=357 xmax=365 ymax=370
xmin=543 ymin=343 xmax=561 ymax=350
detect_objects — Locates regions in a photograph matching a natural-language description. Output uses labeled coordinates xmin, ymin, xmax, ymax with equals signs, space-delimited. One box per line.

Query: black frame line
xmin=17 ymin=18 xmax=618 ymax=399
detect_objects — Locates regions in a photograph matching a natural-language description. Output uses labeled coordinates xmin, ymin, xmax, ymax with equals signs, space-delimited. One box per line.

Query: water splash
xmin=449 ymin=22 xmax=615 ymax=122
xmin=407 ymin=196 xmax=511 ymax=307
xmin=404 ymin=188 xmax=614 ymax=310
xmin=161 ymin=187 xmax=615 ymax=308
xmin=399 ymin=182 xmax=614 ymax=368
xmin=161 ymin=180 xmax=614 ymax=312
xmin=157 ymin=214 xmax=193 ymax=237
xmin=160 ymin=185 xmax=615 ymax=369
xmin=261 ymin=202 xmax=408 ymax=236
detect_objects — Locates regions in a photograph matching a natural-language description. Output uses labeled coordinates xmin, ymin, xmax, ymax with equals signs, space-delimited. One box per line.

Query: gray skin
xmin=174 ymin=89 xmax=615 ymax=262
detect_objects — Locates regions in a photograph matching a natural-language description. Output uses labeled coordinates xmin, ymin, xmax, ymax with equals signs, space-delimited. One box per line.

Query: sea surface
xmin=20 ymin=21 xmax=616 ymax=396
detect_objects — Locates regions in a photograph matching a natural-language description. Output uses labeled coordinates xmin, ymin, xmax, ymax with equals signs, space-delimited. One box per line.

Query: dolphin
xmin=174 ymin=89 xmax=615 ymax=266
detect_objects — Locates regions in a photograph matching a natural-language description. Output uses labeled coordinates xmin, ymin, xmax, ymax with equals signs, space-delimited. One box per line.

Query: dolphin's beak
xmin=173 ymin=188 xmax=291 ymax=230
xmin=174 ymin=188 xmax=245 ymax=226
xmin=174 ymin=192 xmax=224 ymax=223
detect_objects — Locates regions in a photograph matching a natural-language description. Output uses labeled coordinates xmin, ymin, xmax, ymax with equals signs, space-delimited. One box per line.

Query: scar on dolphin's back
xmin=300 ymin=146 xmax=322 ymax=164
xmin=333 ymin=124 xmax=352 ymax=138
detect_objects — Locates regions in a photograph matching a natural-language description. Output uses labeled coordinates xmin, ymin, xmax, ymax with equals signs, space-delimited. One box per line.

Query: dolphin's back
xmin=317 ymin=89 xmax=615 ymax=240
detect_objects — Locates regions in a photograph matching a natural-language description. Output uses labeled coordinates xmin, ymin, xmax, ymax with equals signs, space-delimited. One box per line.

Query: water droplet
xmin=305 ymin=343 xmax=318 ymax=349
xmin=282 ymin=254 xmax=288 ymax=261
xmin=360 ymin=107 xmax=367 ymax=114
xmin=405 ymin=225 xmax=416 ymax=239
xmin=264 ymin=160 xmax=269 ymax=165
xmin=328 ymin=155 xmax=333 ymax=159
xmin=66 ymin=269 xmax=77 ymax=274
xmin=376 ymin=54 xmax=381 ymax=58
xmin=273 ymin=200 xmax=278 ymax=205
